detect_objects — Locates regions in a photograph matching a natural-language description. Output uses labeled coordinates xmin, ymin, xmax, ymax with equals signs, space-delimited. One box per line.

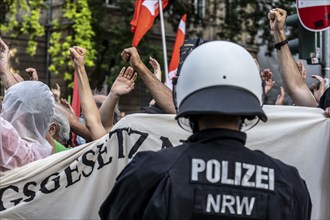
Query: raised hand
xmin=268 ymin=8 xmax=286 ymax=33
xmin=25 ymin=68 xmax=39 ymax=81
xmin=149 ymin=57 xmax=162 ymax=81
xmin=260 ymin=69 xmax=275 ymax=95
xmin=295 ymin=61 xmax=307 ymax=82
xmin=60 ymin=98 xmax=75 ymax=114
xmin=69 ymin=46 xmax=86 ymax=69
xmin=0 ymin=37 xmax=18 ymax=88
xmin=311 ymin=75 xmax=326 ymax=103
xmin=52 ymin=83 xmax=61 ymax=103
xmin=121 ymin=47 xmax=143 ymax=69
xmin=0 ymin=37 xmax=10 ymax=75
xmin=111 ymin=66 xmax=137 ymax=98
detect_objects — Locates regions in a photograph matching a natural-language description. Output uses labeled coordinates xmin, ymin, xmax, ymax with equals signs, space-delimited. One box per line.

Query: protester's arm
xmin=275 ymin=86 xmax=286 ymax=105
xmin=66 ymin=113 xmax=93 ymax=142
xmin=268 ymin=8 xmax=318 ymax=107
xmin=99 ymin=66 xmax=137 ymax=132
xmin=121 ymin=47 xmax=176 ymax=114
xmin=0 ymin=37 xmax=17 ymax=89
xmin=13 ymin=67 xmax=39 ymax=83
xmin=69 ymin=46 xmax=107 ymax=140
xmin=311 ymin=75 xmax=326 ymax=103
xmin=13 ymin=72 xmax=24 ymax=83
xmin=59 ymin=98 xmax=92 ymax=142
xmin=325 ymin=107 xmax=330 ymax=118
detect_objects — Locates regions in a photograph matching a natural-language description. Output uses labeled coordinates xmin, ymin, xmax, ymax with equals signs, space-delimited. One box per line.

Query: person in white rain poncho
xmin=0 ymin=81 xmax=55 ymax=171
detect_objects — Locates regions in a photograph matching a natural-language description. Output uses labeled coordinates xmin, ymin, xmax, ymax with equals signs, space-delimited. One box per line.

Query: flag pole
xmin=158 ymin=0 xmax=168 ymax=84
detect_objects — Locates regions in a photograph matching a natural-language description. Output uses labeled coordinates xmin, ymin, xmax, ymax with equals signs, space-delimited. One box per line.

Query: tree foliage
xmin=0 ymin=0 xmax=163 ymax=88
xmin=48 ymin=0 xmax=96 ymax=81
xmin=87 ymin=0 xmax=163 ymax=89
xmin=1 ymin=0 xmax=297 ymax=87
xmin=167 ymin=0 xmax=296 ymax=55
xmin=220 ymin=0 xmax=296 ymax=54
xmin=0 ymin=0 xmax=44 ymax=55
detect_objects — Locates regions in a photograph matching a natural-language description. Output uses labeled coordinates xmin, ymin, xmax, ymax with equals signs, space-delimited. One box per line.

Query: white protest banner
xmin=0 ymin=105 xmax=329 ymax=219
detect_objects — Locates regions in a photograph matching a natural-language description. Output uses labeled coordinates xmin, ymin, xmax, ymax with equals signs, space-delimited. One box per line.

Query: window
xmin=105 ymin=0 xmax=119 ymax=7
xmin=194 ymin=0 xmax=205 ymax=18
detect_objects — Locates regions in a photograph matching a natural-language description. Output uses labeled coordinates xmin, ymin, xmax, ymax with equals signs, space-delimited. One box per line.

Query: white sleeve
xmin=0 ymin=116 xmax=52 ymax=171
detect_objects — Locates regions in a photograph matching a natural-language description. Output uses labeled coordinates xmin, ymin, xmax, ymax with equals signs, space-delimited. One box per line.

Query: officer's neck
xmin=198 ymin=115 xmax=241 ymax=131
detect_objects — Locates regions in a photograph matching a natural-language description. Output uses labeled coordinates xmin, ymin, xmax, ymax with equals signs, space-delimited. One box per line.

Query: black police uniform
xmin=99 ymin=128 xmax=312 ymax=220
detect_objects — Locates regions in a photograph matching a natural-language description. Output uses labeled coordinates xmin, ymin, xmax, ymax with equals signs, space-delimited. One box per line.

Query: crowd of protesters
xmin=0 ymin=7 xmax=329 ymax=219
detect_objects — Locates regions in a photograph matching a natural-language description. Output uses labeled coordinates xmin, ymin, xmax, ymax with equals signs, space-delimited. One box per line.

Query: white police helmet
xmin=174 ymin=41 xmax=267 ymax=122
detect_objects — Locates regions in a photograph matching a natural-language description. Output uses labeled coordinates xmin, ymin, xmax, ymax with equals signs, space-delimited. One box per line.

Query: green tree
xmin=48 ymin=0 xmax=96 ymax=81
xmin=217 ymin=0 xmax=296 ymax=54
xmin=87 ymin=0 xmax=163 ymax=89
xmin=167 ymin=0 xmax=296 ymax=55
xmin=0 ymin=0 xmax=44 ymax=56
xmin=0 ymin=0 xmax=164 ymax=89
xmin=0 ymin=0 xmax=96 ymax=83
xmin=0 ymin=0 xmax=296 ymax=88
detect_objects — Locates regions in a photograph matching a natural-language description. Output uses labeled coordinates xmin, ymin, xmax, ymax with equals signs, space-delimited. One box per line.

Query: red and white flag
xmin=131 ymin=0 xmax=169 ymax=47
xmin=166 ymin=14 xmax=187 ymax=89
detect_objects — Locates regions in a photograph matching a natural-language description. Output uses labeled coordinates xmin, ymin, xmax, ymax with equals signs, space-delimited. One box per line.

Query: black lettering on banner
xmin=111 ymin=129 xmax=125 ymax=159
xmin=65 ymin=163 xmax=82 ymax=188
xmin=160 ymin=136 xmax=173 ymax=149
xmin=0 ymin=126 xmax=174 ymax=211
xmin=23 ymin=181 xmax=37 ymax=202
xmin=113 ymin=128 xmax=148 ymax=159
xmin=40 ymin=173 xmax=60 ymax=193
xmin=81 ymin=149 xmax=96 ymax=177
xmin=127 ymin=129 xmax=148 ymax=158
xmin=0 ymin=185 xmax=21 ymax=211
xmin=97 ymin=142 xmax=112 ymax=170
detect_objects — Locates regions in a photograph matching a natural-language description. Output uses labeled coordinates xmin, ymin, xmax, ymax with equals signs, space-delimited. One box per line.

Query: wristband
xmin=274 ymin=39 xmax=288 ymax=50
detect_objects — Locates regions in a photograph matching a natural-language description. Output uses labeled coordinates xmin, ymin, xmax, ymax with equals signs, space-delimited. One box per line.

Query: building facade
xmin=1 ymin=0 xmax=261 ymax=112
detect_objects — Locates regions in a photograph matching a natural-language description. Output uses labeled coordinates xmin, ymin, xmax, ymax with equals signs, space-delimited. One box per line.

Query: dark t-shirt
xmin=139 ymin=103 xmax=165 ymax=114
xmin=99 ymin=129 xmax=312 ymax=220
xmin=318 ymin=87 xmax=330 ymax=110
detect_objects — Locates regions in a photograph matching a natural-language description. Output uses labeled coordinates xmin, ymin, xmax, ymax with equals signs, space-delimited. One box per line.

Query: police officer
xmin=99 ymin=41 xmax=312 ymax=220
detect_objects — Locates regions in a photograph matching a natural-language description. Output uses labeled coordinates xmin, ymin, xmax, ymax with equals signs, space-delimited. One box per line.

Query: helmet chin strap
xmin=189 ymin=116 xmax=200 ymax=133
xmin=172 ymin=76 xmax=179 ymax=113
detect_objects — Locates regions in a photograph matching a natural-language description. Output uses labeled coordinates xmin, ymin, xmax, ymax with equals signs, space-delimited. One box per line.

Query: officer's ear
xmin=49 ymin=122 xmax=58 ymax=136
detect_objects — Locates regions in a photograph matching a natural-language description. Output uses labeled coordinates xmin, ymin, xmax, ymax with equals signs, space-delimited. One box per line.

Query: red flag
xmin=71 ymin=71 xmax=80 ymax=117
xmin=166 ymin=14 xmax=187 ymax=89
xmin=131 ymin=0 xmax=169 ymax=47
xmin=70 ymin=71 xmax=80 ymax=146
xmin=130 ymin=0 xmax=142 ymax=33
